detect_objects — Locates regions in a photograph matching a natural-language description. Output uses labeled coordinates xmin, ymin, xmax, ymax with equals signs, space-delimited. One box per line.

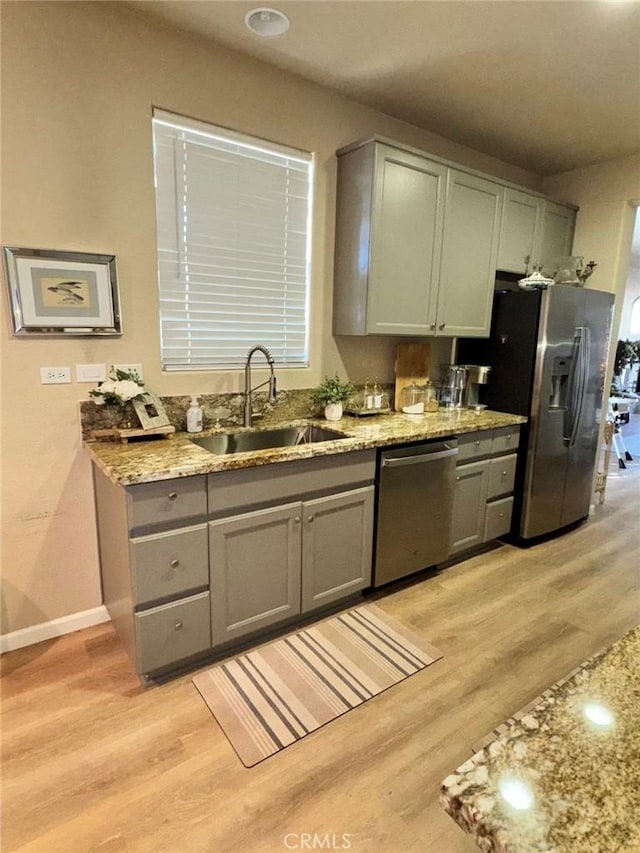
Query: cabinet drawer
xmin=488 ymin=454 xmax=517 ymax=499
xmin=484 ymin=497 xmax=514 ymax=541
xmin=127 ymin=476 xmax=207 ymax=531
xmin=135 ymin=591 xmax=211 ymax=674
xmin=130 ymin=524 xmax=208 ymax=606
xmin=456 ymin=431 xmax=493 ymax=462
xmin=492 ymin=426 xmax=520 ymax=455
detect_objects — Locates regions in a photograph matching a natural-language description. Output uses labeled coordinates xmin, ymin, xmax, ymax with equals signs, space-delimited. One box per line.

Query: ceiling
xmin=125 ymin=0 xmax=640 ymax=177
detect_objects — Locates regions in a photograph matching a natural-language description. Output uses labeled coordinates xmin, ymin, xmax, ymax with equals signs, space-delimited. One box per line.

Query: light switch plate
xmin=75 ymin=363 xmax=107 ymax=383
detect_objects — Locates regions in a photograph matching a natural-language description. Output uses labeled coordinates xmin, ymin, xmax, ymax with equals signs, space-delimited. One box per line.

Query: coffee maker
xmin=460 ymin=364 xmax=491 ymax=409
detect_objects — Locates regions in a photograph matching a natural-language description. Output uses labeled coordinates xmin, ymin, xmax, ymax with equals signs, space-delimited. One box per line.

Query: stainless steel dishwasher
xmin=373 ymin=439 xmax=458 ymax=587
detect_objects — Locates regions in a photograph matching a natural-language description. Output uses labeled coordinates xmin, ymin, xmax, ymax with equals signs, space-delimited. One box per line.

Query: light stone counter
xmin=440 ymin=625 xmax=640 ymax=852
xmin=84 ymin=409 xmax=526 ymax=486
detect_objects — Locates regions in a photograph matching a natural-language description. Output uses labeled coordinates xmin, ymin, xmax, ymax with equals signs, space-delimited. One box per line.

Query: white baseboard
xmin=0 ymin=605 xmax=111 ymax=654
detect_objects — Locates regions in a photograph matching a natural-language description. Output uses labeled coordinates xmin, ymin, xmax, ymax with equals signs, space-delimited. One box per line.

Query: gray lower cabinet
xmin=450 ymin=427 xmax=520 ymax=556
xmin=301 ymin=486 xmax=374 ymax=613
xmin=209 ymin=485 xmax=375 ymax=646
xmin=93 ymin=450 xmax=376 ymax=678
xmin=450 ymin=459 xmax=490 ymax=554
xmin=93 ymin=468 xmax=211 ymax=679
xmin=209 ymin=503 xmax=302 ymax=645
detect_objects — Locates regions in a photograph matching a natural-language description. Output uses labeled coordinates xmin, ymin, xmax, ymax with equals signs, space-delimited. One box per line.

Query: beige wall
xmin=542 ymin=154 xmax=640 ymax=390
xmin=0 ymin=1 xmax=548 ymax=635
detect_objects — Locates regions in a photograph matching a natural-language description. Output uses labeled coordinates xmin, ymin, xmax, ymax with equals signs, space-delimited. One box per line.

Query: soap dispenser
xmin=186 ymin=396 xmax=203 ymax=433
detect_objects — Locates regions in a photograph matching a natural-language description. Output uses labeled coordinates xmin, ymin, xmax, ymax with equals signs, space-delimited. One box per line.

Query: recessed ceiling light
xmin=245 ymin=7 xmax=290 ymax=37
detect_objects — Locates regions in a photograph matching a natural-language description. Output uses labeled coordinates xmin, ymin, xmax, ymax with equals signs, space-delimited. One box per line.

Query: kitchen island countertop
xmin=85 ymin=409 xmax=526 ymax=486
xmin=440 ymin=624 xmax=640 ymax=852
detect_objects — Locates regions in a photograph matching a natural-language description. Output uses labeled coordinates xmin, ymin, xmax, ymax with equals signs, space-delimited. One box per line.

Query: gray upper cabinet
xmin=497 ymin=189 xmax=576 ymax=275
xmin=540 ymin=201 xmax=576 ymax=274
xmin=497 ymin=188 xmax=544 ymax=274
xmin=437 ymin=170 xmax=503 ymax=338
xmin=333 ymin=142 xmax=447 ymax=335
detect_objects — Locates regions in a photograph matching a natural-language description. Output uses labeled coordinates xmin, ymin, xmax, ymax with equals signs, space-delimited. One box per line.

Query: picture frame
xmin=3 ymin=246 xmax=122 ymax=336
xmin=132 ymin=390 xmax=171 ymax=430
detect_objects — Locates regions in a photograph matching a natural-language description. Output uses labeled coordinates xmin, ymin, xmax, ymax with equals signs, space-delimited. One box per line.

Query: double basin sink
xmin=189 ymin=424 xmax=349 ymax=456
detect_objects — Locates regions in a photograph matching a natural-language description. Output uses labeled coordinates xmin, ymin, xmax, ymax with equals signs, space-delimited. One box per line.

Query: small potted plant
xmin=310 ymin=374 xmax=355 ymax=421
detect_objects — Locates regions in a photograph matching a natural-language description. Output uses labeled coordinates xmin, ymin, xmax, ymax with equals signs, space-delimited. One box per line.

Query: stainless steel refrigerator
xmin=458 ymin=285 xmax=614 ymax=542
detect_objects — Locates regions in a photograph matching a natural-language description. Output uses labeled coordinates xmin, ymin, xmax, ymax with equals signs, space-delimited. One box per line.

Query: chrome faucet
xmin=243 ymin=345 xmax=277 ymax=427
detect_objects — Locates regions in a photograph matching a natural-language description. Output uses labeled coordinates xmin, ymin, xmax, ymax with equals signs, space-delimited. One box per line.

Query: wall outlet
xmin=114 ymin=363 xmax=143 ymax=380
xmin=40 ymin=366 xmax=72 ymax=385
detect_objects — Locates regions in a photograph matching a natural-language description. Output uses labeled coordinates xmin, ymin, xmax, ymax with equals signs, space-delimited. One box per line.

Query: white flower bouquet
xmin=90 ymin=367 xmax=145 ymax=406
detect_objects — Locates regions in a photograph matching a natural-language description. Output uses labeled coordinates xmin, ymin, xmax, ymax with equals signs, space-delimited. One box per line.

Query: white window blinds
xmin=152 ymin=110 xmax=313 ymax=370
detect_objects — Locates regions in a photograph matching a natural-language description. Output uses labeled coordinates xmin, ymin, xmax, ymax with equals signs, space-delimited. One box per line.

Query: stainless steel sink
xmin=189 ymin=425 xmax=348 ymax=455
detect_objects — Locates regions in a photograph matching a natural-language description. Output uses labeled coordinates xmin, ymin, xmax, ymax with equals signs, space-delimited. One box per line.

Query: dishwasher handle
xmin=381 ymin=444 xmax=458 ymax=468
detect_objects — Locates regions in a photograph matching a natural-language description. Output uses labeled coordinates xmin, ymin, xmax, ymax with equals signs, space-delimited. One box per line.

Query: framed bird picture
xmin=2 ymin=246 xmax=122 ymax=336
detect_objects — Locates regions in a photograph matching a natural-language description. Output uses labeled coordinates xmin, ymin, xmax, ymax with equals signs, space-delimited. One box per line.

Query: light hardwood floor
xmin=2 ymin=458 xmax=639 ymax=853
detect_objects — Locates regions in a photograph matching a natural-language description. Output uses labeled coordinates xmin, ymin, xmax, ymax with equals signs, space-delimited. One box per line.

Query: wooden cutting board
xmin=394 ymin=343 xmax=431 ymax=410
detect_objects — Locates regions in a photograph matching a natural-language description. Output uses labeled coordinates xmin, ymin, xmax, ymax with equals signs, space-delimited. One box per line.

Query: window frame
xmin=152 ymin=109 xmax=314 ymax=372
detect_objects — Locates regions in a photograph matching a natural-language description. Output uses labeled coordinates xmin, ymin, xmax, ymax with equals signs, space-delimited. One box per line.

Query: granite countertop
xmin=84 ymin=409 xmax=526 ymax=486
xmin=440 ymin=625 xmax=640 ymax=852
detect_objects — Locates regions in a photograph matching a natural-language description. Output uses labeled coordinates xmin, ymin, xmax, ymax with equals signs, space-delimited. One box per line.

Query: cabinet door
xmin=450 ymin=460 xmax=490 ymax=555
xmin=438 ymin=170 xmax=503 ymax=338
xmin=497 ymin=188 xmax=544 ymax=274
xmin=539 ymin=201 xmax=575 ymax=274
xmin=368 ymin=145 xmax=447 ymax=335
xmin=209 ymin=504 xmax=301 ymax=645
xmin=301 ymin=486 xmax=374 ymax=613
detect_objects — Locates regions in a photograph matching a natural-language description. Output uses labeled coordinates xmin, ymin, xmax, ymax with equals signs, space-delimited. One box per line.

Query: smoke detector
xmin=244 ymin=7 xmax=290 ymax=37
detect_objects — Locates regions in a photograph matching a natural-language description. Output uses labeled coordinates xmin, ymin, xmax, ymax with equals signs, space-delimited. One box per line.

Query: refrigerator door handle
xmin=564 ymin=326 xmax=589 ymax=447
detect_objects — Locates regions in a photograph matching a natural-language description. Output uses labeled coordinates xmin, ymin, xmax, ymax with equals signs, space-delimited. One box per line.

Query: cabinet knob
xmin=506 ymin=433 xmax=512 ymax=441
xmin=170 ymin=559 xmax=180 ymax=568
xmin=499 ymin=512 xmax=505 ymax=518
xmin=430 ymin=322 xmax=437 ymax=331
xmin=174 ymin=620 xmax=183 ymax=630
xmin=438 ymin=322 xmax=446 ymax=330
xmin=307 ymin=515 xmax=314 ymax=523
xmin=168 ymin=491 xmax=178 ymax=501
xmin=475 ymin=440 xmax=481 ymax=447
xmin=456 ymin=475 xmax=461 ymax=481
xmin=501 ymin=470 xmax=507 ymax=477
xmin=294 ymin=516 xmax=301 ymax=523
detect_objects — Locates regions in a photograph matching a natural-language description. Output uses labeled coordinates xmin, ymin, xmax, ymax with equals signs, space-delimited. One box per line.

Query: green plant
xmin=310 ymin=374 xmax=355 ymax=406
xmin=614 ymin=339 xmax=640 ymax=376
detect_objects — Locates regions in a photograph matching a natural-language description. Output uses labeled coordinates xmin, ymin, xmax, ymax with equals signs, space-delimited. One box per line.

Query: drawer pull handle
xmin=168 ymin=492 xmax=178 ymax=501
xmin=174 ymin=620 xmax=183 ymax=630
xmin=475 ymin=441 xmax=481 ymax=447
xmin=170 ymin=559 xmax=180 ymax=568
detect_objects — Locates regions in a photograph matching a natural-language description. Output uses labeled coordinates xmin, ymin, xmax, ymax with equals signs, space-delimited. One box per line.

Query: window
xmin=152 ymin=110 xmax=313 ymax=370
xmin=631 ymin=296 xmax=640 ymax=338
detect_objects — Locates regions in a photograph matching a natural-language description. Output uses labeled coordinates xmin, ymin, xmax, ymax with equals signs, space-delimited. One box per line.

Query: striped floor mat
xmin=193 ymin=604 xmax=443 ymax=767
